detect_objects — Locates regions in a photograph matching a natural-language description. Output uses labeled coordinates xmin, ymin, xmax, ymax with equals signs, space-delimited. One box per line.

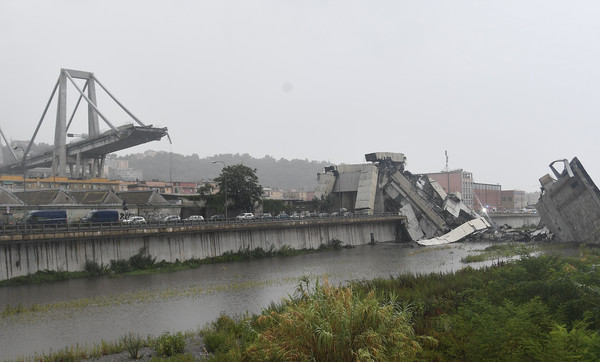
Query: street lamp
xmin=13 ymin=146 xmax=27 ymax=219
xmin=212 ymin=160 xmax=228 ymax=222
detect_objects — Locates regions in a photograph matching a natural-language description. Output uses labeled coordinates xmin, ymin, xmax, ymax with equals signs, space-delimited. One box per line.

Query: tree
xmin=215 ymin=164 xmax=263 ymax=212
xmin=313 ymin=194 xmax=336 ymax=213
xmin=262 ymin=199 xmax=286 ymax=215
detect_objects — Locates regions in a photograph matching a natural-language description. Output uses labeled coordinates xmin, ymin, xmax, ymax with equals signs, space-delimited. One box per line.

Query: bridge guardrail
xmin=0 ymin=213 xmax=403 ymax=237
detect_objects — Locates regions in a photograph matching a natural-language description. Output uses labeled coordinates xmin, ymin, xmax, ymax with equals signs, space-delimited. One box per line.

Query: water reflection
xmin=1 ymin=242 xmax=495 ymax=360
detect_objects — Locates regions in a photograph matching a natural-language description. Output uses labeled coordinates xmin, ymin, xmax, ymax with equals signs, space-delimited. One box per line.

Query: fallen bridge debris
xmin=536 ymin=158 xmax=600 ymax=243
xmin=315 ymin=152 xmax=490 ymax=244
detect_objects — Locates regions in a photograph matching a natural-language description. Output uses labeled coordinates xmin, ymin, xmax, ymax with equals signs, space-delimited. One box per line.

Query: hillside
xmin=118 ymin=151 xmax=332 ymax=190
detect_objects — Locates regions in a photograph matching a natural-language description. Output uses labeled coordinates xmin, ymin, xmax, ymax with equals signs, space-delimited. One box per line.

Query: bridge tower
xmin=0 ymin=69 xmax=168 ymax=178
xmin=54 ymin=69 xmax=102 ymax=177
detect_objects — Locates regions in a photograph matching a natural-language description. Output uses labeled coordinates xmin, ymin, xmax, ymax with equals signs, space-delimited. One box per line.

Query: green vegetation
xmin=14 ymin=331 xmax=201 ymax=361
xmin=22 ymin=336 xmax=134 ymax=361
xmin=153 ymin=332 xmax=186 ymax=357
xmin=121 ymin=332 xmax=143 ymax=359
xmin=198 ymin=246 xmax=600 ymax=361
xmin=261 ymin=199 xmax=286 ymax=215
xmin=312 ymin=193 xmax=337 ymax=213
xmin=214 ymin=164 xmax=263 ymax=212
xmin=123 ymin=152 xmax=329 ymax=191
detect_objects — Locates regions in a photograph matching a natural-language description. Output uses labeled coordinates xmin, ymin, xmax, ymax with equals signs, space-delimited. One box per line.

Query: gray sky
xmin=2 ymin=1 xmax=599 ymax=192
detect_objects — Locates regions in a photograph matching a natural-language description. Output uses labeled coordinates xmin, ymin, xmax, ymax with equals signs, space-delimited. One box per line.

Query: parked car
xmin=162 ymin=215 xmax=181 ymax=222
xmin=259 ymin=213 xmax=273 ymax=220
xmin=291 ymin=212 xmax=302 ymax=218
xmin=236 ymin=213 xmax=254 ymax=220
xmin=184 ymin=215 xmax=204 ymax=222
xmin=80 ymin=210 xmax=119 ymax=223
xmin=208 ymin=214 xmax=225 ymax=221
xmin=277 ymin=212 xmax=290 ymax=219
xmin=123 ymin=216 xmax=146 ymax=224
xmin=318 ymin=212 xmax=330 ymax=218
xmin=343 ymin=211 xmax=354 ymax=217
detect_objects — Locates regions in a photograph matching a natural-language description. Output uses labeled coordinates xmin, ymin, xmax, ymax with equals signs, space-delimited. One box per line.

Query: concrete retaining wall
xmin=0 ymin=217 xmax=402 ymax=281
xmin=489 ymin=213 xmax=541 ymax=229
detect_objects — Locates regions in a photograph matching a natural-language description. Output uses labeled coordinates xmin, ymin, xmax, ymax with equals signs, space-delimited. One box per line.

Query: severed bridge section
xmin=0 ymin=69 xmax=169 ymax=178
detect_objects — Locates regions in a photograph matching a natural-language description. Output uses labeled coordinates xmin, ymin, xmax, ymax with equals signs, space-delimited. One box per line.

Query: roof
xmin=0 ymin=188 xmax=24 ymax=206
xmin=67 ymin=190 xmax=123 ymax=205
xmin=12 ymin=189 xmax=78 ymax=205
xmin=116 ymin=190 xmax=168 ymax=205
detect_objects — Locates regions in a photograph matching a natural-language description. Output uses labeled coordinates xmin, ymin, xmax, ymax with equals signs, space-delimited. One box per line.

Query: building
xmin=472 ymin=182 xmax=502 ymax=212
xmin=263 ymin=187 xmax=284 ymax=200
xmin=172 ymin=182 xmax=197 ymax=195
xmin=502 ymin=190 xmax=527 ymax=211
xmin=0 ymin=175 xmax=121 ymax=191
xmin=426 ymin=170 xmax=474 ymax=208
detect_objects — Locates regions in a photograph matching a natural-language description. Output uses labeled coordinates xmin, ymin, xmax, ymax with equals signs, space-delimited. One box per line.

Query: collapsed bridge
xmin=314 ymin=152 xmax=490 ymax=245
xmin=0 ymin=69 xmax=169 ymax=178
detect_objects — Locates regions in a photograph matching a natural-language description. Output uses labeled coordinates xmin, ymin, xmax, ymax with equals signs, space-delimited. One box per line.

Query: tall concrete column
xmin=97 ymin=155 xmax=105 ymax=177
xmin=87 ymin=78 xmax=100 ymax=138
xmin=54 ymin=71 xmax=68 ymax=177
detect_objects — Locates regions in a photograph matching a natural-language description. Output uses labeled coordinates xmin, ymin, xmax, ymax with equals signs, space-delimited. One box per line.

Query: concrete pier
xmin=0 ymin=216 xmax=404 ymax=281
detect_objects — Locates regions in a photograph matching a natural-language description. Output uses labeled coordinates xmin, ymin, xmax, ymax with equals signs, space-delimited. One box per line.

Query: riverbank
xmin=196 ymin=243 xmax=600 ymax=360
xmin=0 ymin=241 xmax=579 ymax=360
xmin=0 ymin=239 xmax=346 ymax=288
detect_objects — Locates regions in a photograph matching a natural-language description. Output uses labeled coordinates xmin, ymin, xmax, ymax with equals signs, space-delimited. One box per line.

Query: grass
xmin=13 ymin=331 xmax=203 ymax=361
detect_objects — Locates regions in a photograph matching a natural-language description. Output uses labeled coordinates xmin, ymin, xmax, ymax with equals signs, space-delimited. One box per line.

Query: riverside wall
xmin=0 ymin=216 xmax=404 ymax=281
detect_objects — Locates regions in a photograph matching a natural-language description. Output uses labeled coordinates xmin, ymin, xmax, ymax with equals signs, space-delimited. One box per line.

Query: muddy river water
xmin=0 ymin=241 xmax=505 ymax=360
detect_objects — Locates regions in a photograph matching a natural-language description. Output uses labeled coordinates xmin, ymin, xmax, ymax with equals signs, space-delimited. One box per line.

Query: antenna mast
xmin=444 ymin=150 xmax=449 ymax=172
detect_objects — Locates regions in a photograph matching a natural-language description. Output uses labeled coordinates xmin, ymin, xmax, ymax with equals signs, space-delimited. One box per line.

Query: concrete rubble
xmin=315 ymin=152 xmax=490 ymax=245
xmin=535 ymin=158 xmax=600 ymax=243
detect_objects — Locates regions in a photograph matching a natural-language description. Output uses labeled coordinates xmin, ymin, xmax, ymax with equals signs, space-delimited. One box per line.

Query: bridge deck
xmin=0 ymin=125 xmax=168 ymax=173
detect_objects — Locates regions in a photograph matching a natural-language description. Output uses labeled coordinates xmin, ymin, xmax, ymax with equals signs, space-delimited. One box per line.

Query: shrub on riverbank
xmin=201 ymin=277 xmax=425 ymax=361
xmin=153 ymin=332 xmax=186 ymax=357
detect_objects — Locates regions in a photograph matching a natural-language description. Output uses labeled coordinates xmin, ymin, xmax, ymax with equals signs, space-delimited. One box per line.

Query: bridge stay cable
xmin=63 ymin=70 xmax=118 ymax=134
xmin=92 ymin=75 xmax=146 ymax=127
xmin=66 ymin=81 xmax=88 ymax=132
xmin=23 ymin=76 xmax=61 ymax=167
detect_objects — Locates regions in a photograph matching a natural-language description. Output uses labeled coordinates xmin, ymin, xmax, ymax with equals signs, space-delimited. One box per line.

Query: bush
xmin=129 ymin=248 xmax=156 ymax=270
xmin=153 ymin=332 xmax=186 ymax=357
xmin=121 ymin=332 xmax=144 ymax=359
xmin=110 ymin=259 xmax=131 ymax=274
xmin=244 ymin=278 xmax=424 ymax=361
xmin=84 ymin=261 xmax=108 ymax=276
xmin=201 ymin=314 xmax=249 ymax=354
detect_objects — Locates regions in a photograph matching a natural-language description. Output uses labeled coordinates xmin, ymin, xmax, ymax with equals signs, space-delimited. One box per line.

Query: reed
xmin=121 ymin=332 xmax=144 ymax=359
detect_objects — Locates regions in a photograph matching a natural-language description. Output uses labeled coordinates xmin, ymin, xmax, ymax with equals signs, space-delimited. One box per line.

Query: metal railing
xmin=0 ymin=213 xmax=403 ymax=236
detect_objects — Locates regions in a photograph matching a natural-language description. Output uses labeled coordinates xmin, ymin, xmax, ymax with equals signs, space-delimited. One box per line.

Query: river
xmin=0 ymin=241 xmax=497 ymax=360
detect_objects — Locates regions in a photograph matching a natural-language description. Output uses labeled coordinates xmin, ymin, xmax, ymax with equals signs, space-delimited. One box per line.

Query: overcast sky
xmin=2 ymin=1 xmax=599 ymax=192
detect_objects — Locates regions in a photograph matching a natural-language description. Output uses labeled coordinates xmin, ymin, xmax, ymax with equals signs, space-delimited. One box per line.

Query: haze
xmin=2 ymin=1 xmax=599 ymax=192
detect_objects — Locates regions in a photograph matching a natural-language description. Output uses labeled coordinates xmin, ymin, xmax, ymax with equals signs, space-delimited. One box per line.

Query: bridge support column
xmin=87 ymin=79 xmax=100 ymax=138
xmin=53 ymin=71 xmax=68 ymax=177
